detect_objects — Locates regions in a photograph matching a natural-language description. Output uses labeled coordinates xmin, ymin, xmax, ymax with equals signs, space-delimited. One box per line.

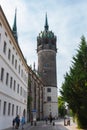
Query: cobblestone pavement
xmin=3 ymin=119 xmax=81 ymax=130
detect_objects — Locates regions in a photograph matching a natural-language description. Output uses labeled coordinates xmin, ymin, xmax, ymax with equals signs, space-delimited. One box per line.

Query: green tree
xmin=58 ymin=96 xmax=66 ymax=117
xmin=60 ymin=36 xmax=87 ymax=129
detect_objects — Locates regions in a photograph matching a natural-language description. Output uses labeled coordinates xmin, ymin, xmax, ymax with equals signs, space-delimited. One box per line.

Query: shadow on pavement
xmin=57 ymin=124 xmax=68 ymax=130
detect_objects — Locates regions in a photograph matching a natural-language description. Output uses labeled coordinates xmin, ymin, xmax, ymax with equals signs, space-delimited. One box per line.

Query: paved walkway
xmin=3 ymin=119 xmax=84 ymax=130
xmin=56 ymin=119 xmax=78 ymax=130
xmin=56 ymin=119 xmax=85 ymax=130
xmin=3 ymin=122 xmax=31 ymax=130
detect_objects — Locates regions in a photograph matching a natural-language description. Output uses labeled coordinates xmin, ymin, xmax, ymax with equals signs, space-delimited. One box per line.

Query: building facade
xmin=0 ymin=6 xmax=28 ymax=130
xmin=37 ymin=14 xmax=58 ymax=118
xmin=27 ymin=67 xmax=43 ymax=121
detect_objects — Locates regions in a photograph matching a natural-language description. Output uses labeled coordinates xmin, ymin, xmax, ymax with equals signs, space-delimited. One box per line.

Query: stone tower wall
xmin=38 ymin=50 xmax=57 ymax=87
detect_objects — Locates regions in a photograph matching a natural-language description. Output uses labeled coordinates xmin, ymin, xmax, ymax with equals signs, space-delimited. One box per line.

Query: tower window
xmin=47 ymin=96 xmax=51 ymax=102
xmin=47 ymin=88 xmax=51 ymax=92
xmin=44 ymin=63 xmax=49 ymax=67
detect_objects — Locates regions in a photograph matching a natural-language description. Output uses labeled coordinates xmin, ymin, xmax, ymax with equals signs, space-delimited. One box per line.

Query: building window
xmin=0 ymin=100 xmax=1 ymax=114
xmin=5 ymin=32 xmax=7 ymax=37
xmin=15 ymin=59 xmax=17 ymax=69
xmin=3 ymin=41 xmax=7 ymax=54
xmin=19 ymin=106 xmax=21 ymax=115
xmin=47 ymin=96 xmax=51 ymax=102
xmin=0 ymin=22 xmax=2 ymax=27
xmin=12 ymin=104 xmax=14 ymax=116
xmin=47 ymin=88 xmax=51 ymax=92
xmin=1 ymin=67 xmax=4 ymax=82
xmin=18 ymin=65 xmax=20 ymax=74
xmin=10 ymin=77 xmax=13 ymax=88
xmin=13 ymin=80 xmax=16 ymax=91
xmin=6 ymin=72 xmax=9 ymax=85
xmin=0 ymin=33 xmax=1 ymax=43
xmin=8 ymin=49 xmax=11 ymax=60
xmin=24 ymin=90 xmax=27 ymax=98
xmin=8 ymin=103 xmax=11 ymax=115
xmin=3 ymin=101 xmax=6 ymax=115
xmin=9 ymin=40 xmax=11 ymax=44
xmin=16 ymin=106 xmax=18 ymax=115
xmin=21 ymin=69 xmax=23 ymax=77
xmin=20 ymin=87 xmax=22 ymax=95
xmin=12 ymin=54 xmax=14 ymax=65
xmin=17 ymin=84 xmax=19 ymax=93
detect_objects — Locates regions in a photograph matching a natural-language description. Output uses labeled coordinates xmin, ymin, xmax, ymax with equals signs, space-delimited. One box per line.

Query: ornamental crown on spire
xmin=37 ymin=13 xmax=57 ymax=52
xmin=38 ymin=13 xmax=56 ymax=39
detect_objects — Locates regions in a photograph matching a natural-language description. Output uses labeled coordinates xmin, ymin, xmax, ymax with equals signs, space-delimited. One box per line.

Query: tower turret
xmin=37 ymin=14 xmax=57 ymax=53
xmin=37 ymin=14 xmax=58 ymax=118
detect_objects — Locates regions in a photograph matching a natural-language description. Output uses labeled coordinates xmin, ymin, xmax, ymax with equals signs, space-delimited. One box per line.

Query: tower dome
xmin=37 ymin=14 xmax=57 ymax=52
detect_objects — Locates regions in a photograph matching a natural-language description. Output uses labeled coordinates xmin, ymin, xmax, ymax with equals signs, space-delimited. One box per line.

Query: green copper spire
xmin=12 ymin=9 xmax=18 ymax=42
xmin=44 ymin=13 xmax=49 ymax=31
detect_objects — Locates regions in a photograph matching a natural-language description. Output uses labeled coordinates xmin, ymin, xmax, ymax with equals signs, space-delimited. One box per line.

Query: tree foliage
xmin=60 ymin=36 xmax=87 ymax=129
xmin=58 ymin=96 xmax=66 ymax=117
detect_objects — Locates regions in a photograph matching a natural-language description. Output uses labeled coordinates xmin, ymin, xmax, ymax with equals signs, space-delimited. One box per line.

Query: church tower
xmin=37 ymin=14 xmax=58 ymax=118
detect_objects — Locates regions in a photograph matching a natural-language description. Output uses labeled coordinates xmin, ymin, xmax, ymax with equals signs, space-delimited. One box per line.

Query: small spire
xmin=12 ymin=8 xmax=18 ymax=42
xmin=44 ymin=13 xmax=49 ymax=31
xmin=33 ymin=62 xmax=36 ymax=72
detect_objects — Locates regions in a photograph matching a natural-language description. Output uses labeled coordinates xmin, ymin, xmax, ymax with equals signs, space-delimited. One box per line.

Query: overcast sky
xmin=1 ymin=0 xmax=87 ymax=95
